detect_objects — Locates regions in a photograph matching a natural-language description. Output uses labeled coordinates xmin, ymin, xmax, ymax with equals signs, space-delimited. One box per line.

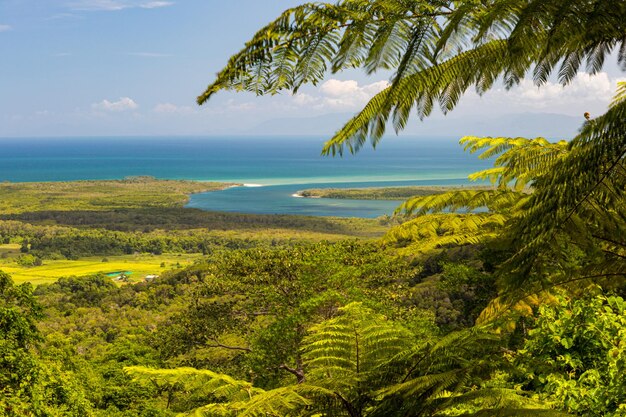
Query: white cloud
xmin=154 ymin=103 xmax=195 ymax=114
xmin=293 ymin=79 xmax=390 ymax=110
xmin=0 ymin=25 xmax=12 ymax=32
xmin=68 ymin=0 xmax=173 ymax=11
xmin=319 ymin=79 xmax=361 ymax=98
xmin=292 ymin=73 xmax=624 ymax=116
xmin=511 ymin=72 xmax=620 ymax=106
xmin=292 ymin=93 xmax=318 ymax=106
xmin=92 ymin=97 xmax=138 ymax=112
xmin=458 ymin=72 xmax=626 ymax=116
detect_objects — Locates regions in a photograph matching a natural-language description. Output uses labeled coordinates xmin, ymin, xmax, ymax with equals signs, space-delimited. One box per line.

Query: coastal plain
xmin=0 ymin=177 xmax=399 ymax=285
xmin=0 ymin=177 xmax=494 ymax=285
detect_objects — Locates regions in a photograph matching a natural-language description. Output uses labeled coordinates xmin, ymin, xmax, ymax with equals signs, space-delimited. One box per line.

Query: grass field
xmin=0 ymin=251 xmax=204 ymax=286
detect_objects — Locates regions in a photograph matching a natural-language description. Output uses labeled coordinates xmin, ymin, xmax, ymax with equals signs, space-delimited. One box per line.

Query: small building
xmin=144 ymin=274 xmax=159 ymax=282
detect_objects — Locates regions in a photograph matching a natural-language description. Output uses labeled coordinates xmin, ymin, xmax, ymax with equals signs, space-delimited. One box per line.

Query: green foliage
xmin=384 ymin=212 xmax=507 ymax=255
xmin=41 ymin=274 xmax=118 ymax=307
xmin=0 ymin=208 xmax=387 ymax=261
xmin=0 ymin=270 xmax=94 ymax=416
xmin=151 ymin=242 xmax=433 ymax=383
xmin=461 ymin=137 xmax=568 ymax=192
xmin=24 ymin=241 xmax=494 ymax=415
xmin=380 ymin=111 xmax=626 ymax=318
xmin=515 ymin=291 xmax=626 ymax=416
xmin=0 ymin=271 xmax=41 ymax=400
xmin=131 ymin=303 xmax=563 ymax=417
xmin=404 ymin=86 xmax=626 ymax=319
xmin=15 ymin=254 xmax=42 ymax=267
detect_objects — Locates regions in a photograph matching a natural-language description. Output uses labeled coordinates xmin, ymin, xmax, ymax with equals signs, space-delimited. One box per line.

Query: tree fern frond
xmin=303 ymin=302 xmax=414 ymax=390
xmin=501 ymin=86 xmax=626 ymax=291
xmin=611 ymin=81 xmax=626 ymax=108
xmin=384 ymin=213 xmax=507 ymax=255
xmin=460 ymin=136 xmax=568 ymax=190
xmin=189 ymin=386 xmax=311 ymax=417
xmin=397 ymin=190 xmax=523 ymax=216
xmin=125 ymin=366 xmax=261 ymax=403
xmin=200 ymin=0 xmax=625 ymax=151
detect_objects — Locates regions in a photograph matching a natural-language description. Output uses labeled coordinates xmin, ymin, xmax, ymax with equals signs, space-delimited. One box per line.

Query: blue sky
xmin=0 ymin=1 xmax=624 ymax=137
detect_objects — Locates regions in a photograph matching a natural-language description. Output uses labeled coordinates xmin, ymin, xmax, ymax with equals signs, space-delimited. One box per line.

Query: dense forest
xmin=2 ymin=0 xmax=626 ymax=416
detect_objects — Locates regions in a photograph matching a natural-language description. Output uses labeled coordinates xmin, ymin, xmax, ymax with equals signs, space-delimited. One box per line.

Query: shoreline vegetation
xmin=0 ymin=176 xmax=239 ymax=214
xmin=294 ymin=185 xmax=494 ymax=200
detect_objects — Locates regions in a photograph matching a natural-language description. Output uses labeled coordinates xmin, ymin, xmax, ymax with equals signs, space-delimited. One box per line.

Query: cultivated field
xmin=0 ymin=249 xmax=203 ymax=285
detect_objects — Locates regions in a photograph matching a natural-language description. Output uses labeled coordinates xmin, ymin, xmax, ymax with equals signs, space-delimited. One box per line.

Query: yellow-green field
xmin=0 ymin=248 xmax=204 ymax=286
xmin=0 ymin=243 xmax=21 ymax=259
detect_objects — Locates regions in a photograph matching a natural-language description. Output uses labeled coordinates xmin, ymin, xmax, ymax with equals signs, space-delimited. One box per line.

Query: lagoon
xmin=187 ymin=179 xmax=475 ymax=218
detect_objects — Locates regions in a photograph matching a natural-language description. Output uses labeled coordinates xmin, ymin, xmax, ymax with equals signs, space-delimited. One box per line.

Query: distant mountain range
xmin=248 ymin=112 xmax=583 ymax=139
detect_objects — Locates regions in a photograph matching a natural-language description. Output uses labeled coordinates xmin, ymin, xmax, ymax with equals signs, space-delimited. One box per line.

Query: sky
xmin=0 ymin=0 xmax=625 ymax=138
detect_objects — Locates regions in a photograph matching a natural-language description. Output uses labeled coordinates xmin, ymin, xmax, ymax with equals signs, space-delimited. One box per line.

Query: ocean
xmin=0 ymin=136 xmax=492 ymax=218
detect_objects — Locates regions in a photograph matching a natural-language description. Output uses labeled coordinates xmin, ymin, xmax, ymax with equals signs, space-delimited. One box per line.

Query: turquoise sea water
xmin=0 ymin=136 xmax=491 ymax=217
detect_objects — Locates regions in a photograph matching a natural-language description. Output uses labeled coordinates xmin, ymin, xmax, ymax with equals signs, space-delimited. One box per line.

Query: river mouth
xmin=186 ymin=178 xmax=471 ymax=218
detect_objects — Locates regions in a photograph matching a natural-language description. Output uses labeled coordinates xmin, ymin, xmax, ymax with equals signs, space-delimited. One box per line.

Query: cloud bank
xmin=290 ymin=72 xmax=623 ymax=117
xmin=509 ymin=72 xmax=622 ymax=106
xmin=92 ymin=97 xmax=138 ymax=112
xmin=294 ymin=79 xmax=389 ymax=110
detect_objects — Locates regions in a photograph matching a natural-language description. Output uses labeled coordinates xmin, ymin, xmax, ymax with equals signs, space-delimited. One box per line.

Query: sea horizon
xmin=0 ymin=136 xmax=491 ymax=217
